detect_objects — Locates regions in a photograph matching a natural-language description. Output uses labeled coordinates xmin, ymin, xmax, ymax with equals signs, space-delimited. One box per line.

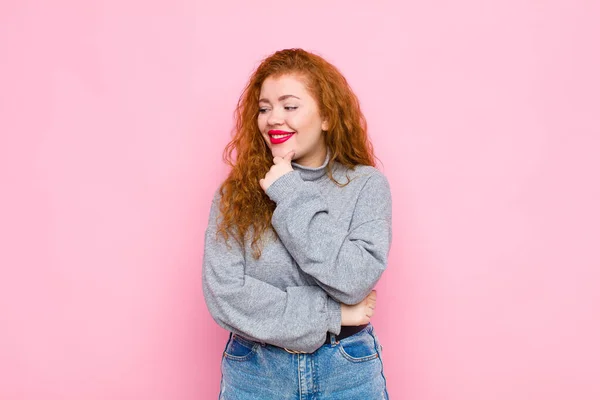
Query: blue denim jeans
xmin=218 ymin=324 xmax=389 ymax=399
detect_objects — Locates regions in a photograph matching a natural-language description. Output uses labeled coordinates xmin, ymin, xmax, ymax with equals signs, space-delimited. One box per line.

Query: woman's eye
xmin=284 ymin=106 xmax=298 ymax=111
xmin=258 ymin=108 xmax=269 ymax=114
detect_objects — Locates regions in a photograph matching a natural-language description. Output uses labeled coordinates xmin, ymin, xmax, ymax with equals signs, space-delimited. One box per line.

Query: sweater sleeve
xmin=201 ymin=193 xmax=342 ymax=353
xmin=265 ymin=169 xmax=392 ymax=305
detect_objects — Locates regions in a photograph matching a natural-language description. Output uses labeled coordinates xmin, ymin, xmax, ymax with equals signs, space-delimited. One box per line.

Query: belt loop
xmin=329 ymin=332 xmax=337 ymax=345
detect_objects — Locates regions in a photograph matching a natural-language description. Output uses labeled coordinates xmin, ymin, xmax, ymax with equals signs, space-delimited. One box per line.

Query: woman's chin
xmin=270 ymin=147 xmax=296 ymax=159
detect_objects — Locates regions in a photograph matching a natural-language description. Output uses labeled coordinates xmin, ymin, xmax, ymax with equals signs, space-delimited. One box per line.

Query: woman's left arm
xmin=265 ymin=169 xmax=392 ymax=305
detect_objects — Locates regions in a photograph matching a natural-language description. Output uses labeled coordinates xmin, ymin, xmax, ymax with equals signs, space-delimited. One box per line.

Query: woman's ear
xmin=321 ymin=120 xmax=329 ymax=131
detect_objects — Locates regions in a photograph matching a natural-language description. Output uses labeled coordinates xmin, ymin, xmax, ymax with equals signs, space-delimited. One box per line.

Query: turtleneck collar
xmin=291 ymin=151 xmax=330 ymax=181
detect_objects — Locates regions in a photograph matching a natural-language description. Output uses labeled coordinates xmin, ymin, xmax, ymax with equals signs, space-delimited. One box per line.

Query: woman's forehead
xmin=259 ymin=73 xmax=316 ymax=99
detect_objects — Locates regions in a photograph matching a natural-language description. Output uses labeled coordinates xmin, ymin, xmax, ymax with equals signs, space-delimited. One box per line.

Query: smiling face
xmin=257 ymin=74 xmax=329 ymax=167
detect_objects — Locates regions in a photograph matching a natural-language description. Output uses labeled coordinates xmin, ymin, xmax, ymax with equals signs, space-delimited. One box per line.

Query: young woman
xmin=202 ymin=48 xmax=392 ymax=399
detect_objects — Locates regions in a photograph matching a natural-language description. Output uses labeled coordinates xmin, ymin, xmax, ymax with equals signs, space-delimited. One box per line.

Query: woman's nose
xmin=267 ymin=108 xmax=284 ymax=126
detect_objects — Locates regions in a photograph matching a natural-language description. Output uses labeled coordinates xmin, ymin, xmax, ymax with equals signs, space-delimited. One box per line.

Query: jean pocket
xmin=223 ymin=334 xmax=259 ymax=361
xmin=337 ymin=330 xmax=380 ymax=363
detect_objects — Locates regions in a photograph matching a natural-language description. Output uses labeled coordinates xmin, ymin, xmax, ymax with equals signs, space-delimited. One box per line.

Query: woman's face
xmin=257 ymin=74 xmax=329 ymax=167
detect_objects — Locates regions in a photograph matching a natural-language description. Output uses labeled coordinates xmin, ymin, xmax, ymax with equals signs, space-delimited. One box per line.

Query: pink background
xmin=1 ymin=0 xmax=599 ymax=399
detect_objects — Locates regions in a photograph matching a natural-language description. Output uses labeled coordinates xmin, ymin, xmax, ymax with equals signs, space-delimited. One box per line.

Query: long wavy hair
xmin=217 ymin=48 xmax=376 ymax=258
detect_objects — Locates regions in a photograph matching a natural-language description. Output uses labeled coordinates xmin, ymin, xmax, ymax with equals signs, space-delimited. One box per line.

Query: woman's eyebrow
xmin=258 ymin=94 xmax=301 ymax=104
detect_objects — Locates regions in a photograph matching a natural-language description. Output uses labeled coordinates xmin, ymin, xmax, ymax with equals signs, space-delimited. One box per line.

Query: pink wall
xmin=1 ymin=0 xmax=599 ymax=398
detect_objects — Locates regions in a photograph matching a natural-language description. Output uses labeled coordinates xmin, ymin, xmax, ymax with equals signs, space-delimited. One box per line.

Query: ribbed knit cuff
xmin=326 ymin=297 xmax=342 ymax=335
xmin=265 ymin=170 xmax=305 ymax=204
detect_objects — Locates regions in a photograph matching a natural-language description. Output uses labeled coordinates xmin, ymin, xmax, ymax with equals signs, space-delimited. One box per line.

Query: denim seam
xmin=337 ymin=328 xmax=379 ymax=362
xmin=223 ymin=335 xmax=259 ymax=361
xmin=338 ymin=345 xmax=380 ymax=363
xmin=218 ymin=334 xmax=232 ymax=399
xmin=369 ymin=329 xmax=390 ymax=400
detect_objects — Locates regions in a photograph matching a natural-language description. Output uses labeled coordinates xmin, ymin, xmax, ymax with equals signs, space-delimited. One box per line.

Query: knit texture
xmin=202 ymin=155 xmax=392 ymax=352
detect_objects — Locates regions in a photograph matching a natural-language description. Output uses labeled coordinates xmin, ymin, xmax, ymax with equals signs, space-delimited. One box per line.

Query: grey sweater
xmin=202 ymin=155 xmax=392 ymax=353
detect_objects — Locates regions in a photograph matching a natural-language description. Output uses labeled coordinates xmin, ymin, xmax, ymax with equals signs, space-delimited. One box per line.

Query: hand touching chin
xmin=270 ymin=147 xmax=295 ymax=160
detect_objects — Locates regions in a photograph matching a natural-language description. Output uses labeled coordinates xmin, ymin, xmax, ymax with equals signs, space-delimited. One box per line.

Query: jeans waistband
xmin=233 ymin=324 xmax=370 ymax=355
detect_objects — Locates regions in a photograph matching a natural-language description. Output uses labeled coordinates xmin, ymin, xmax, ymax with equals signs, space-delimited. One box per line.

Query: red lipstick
xmin=268 ymin=130 xmax=295 ymax=144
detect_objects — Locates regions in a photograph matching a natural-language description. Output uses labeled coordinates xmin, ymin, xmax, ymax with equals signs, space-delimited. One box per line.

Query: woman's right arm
xmin=202 ymin=194 xmax=341 ymax=353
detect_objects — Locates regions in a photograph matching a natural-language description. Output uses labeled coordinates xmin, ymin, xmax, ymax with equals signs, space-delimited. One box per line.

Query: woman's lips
xmin=268 ymin=130 xmax=295 ymax=144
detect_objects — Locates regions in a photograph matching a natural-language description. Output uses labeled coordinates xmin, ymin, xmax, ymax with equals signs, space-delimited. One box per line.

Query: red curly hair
xmin=217 ymin=48 xmax=376 ymax=258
